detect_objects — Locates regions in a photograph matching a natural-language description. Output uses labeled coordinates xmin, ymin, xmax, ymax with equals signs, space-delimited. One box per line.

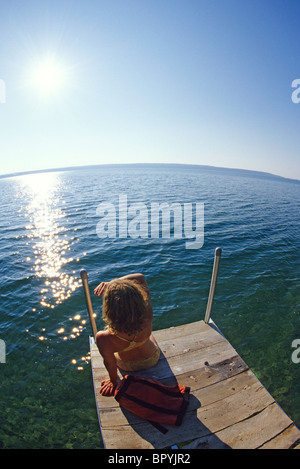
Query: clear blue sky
xmin=1 ymin=0 xmax=300 ymax=179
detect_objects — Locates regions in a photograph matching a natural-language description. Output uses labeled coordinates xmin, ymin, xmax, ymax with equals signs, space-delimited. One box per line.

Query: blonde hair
xmin=102 ymin=279 xmax=148 ymax=335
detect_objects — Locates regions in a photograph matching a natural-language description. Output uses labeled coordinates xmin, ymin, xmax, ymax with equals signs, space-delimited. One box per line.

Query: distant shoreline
xmin=0 ymin=162 xmax=299 ymax=185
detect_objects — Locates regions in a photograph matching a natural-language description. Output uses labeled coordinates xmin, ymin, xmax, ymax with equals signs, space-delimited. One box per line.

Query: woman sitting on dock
xmin=94 ymin=273 xmax=160 ymax=396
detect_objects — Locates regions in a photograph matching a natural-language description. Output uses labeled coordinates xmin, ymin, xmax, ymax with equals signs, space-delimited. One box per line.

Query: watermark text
xmin=0 ymin=79 xmax=5 ymax=103
xmin=0 ymin=339 xmax=6 ymax=363
xmin=96 ymin=195 xmax=204 ymax=249
xmin=291 ymin=79 xmax=300 ymax=104
xmin=291 ymin=339 xmax=300 ymax=364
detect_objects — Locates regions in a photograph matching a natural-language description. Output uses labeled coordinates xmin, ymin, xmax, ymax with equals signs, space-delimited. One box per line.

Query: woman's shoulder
xmin=95 ymin=328 xmax=112 ymax=342
xmin=96 ymin=328 xmax=129 ymax=353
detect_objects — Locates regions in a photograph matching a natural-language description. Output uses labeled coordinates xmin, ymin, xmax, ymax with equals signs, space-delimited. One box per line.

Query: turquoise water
xmin=0 ymin=164 xmax=300 ymax=448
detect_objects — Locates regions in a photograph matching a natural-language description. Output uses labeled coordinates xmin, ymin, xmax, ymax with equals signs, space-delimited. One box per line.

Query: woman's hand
xmin=94 ymin=281 xmax=109 ymax=297
xmin=100 ymin=379 xmax=116 ymax=396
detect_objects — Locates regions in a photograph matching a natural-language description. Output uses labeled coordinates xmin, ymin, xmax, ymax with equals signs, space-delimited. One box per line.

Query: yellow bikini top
xmin=109 ymin=328 xmax=149 ymax=352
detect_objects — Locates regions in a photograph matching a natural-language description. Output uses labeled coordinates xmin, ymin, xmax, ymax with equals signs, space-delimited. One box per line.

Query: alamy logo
xmin=0 ymin=339 xmax=6 ymax=363
xmin=0 ymin=79 xmax=5 ymax=103
xmin=291 ymin=79 xmax=300 ymax=104
xmin=96 ymin=194 xmax=204 ymax=249
xmin=291 ymin=339 xmax=300 ymax=364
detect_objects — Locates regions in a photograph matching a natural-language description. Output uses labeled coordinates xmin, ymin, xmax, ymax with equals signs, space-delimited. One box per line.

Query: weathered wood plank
xmin=258 ymin=424 xmax=300 ymax=449
xmin=154 ymin=329 xmax=226 ymax=360
xmin=184 ymin=403 xmax=297 ymax=449
xmin=152 ymin=320 xmax=210 ymax=342
xmin=192 ymin=369 xmax=262 ymax=407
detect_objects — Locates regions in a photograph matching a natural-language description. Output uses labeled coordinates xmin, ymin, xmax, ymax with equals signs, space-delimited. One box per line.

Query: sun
xmin=31 ymin=57 xmax=66 ymax=97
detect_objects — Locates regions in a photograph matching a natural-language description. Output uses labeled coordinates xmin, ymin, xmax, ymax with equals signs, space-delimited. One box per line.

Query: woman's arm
xmin=95 ymin=331 xmax=118 ymax=396
xmin=94 ymin=273 xmax=148 ymax=297
xmin=93 ymin=281 xmax=109 ymax=297
xmin=118 ymin=273 xmax=148 ymax=287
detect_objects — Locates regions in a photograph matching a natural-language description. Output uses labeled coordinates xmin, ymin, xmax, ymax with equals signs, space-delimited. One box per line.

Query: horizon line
xmin=0 ymin=162 xmax=299 ymax=184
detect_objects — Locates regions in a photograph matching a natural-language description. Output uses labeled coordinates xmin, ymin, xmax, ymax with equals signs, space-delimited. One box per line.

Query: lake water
xmin=0 ymin=163 xmax=299 ymax=448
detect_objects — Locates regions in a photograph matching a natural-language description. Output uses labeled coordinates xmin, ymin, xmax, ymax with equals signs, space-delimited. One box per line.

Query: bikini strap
xmin=109 ymin=328 xmax=136 ymax=343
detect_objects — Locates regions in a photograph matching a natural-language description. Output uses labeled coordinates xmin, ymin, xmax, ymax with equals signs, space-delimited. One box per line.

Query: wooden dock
xmin=90 ymin=319 xmax=300 ymax=449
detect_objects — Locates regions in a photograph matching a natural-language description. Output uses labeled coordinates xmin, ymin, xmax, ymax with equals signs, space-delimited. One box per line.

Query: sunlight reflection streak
xmin=22 ymin=173 xmax=81 ymax=315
